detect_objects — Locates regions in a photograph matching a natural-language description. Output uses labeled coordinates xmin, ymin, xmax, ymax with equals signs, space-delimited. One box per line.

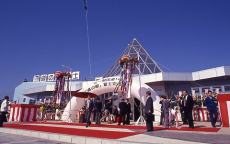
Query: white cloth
xmin=171 ymin=108 xmax=176 ymax=115
xmin=0 ymin=99 xmax=9 ymax=112
xmin=184 ymin=95 xmax=188 ymax=106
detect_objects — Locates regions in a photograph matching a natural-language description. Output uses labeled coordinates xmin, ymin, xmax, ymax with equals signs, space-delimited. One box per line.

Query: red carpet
xmin=24 ymin=121 xmax=220 ymax=132
xmin=3 ymin=121 xmax=220 ymax=140
xmin=3 ymin=123 xmax=140 ymax=139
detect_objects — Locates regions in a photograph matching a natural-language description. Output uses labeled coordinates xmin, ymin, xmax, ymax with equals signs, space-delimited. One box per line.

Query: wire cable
xmin=84 ymin=0 xmax=92 ymax=78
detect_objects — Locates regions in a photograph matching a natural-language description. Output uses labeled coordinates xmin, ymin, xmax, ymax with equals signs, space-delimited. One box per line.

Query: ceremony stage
xmin=1 ymin=121 xmax=227 ymax=144
xmin=3 ymin=121 xmax=220 ymax=139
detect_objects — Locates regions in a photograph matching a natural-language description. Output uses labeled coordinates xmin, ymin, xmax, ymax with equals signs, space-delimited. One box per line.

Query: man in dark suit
xmin=85 ymin=96 xmax=94 ymax=127
xmin=178 ymin=95 xmax=186 ymax=124
xmin=144 ymin=91 xmax=154 ymax=132
xmin=118 ymin=99 xmax=127 ymax=125
xmin=182 ymin=90 xmax=194 ymax=128
xmin=159 ymin=98 xmax=164 ymax=125
xmin=125 ymin=99 xmax=131 ymax=125
xmin=94 ymin=97 xmax=102 ymax=125
xmin=205 ymin=90 xmax=218 ymax=127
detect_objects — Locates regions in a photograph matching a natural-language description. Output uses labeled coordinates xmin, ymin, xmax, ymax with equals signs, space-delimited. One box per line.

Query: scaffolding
xmin=104 ymin=38 xmax=162 ymax=77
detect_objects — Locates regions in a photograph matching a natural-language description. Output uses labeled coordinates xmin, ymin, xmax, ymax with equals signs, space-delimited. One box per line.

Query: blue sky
xmin=0 ymin=0 xmax=230 ymax=99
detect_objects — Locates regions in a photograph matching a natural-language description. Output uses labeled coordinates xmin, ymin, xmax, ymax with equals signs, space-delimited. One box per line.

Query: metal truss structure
xmin=104 ymin=38 xmax=163 ymax=77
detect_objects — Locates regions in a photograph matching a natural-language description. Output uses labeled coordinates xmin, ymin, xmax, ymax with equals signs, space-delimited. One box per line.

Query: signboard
xmin=95 ymin=77 xmax=103 ymax=81
xmin=33 ymin=71 xmax=80 ymax=82
xmin=47 ymin=74 xmax=55 ymax=81
xmin=40 ymin=74 xmax=47 ymax=82
xmin=84 ymin=77 xmax=120 ymax=92
xmin=33 ymin=75 xmax=40 ymax=82
xmin=71 ymin=71 xmax=80 ymax=80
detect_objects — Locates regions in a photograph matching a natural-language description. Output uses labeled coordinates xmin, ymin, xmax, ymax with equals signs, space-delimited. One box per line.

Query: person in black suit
xmin=159 ymin=97 xmax=164 ymax=125
xmin=205 ymin=90 xmax=218 ymax=127
xmin=118 ymin=99 xmax=127 ymax=125
xmin=85 ymin=96 xmax=94 ymax=127
xmin=144 ymin=91 xmax=154 ymax=132
xmin=94 ymin=97 xmax=102 ymax=125
xmin=178 ymin=95 xmax=186 ymax=124
xmin=182 ymin=90 xmax=194 ymax=128
xmin=125 ymin=99 xmax=131 ymax=125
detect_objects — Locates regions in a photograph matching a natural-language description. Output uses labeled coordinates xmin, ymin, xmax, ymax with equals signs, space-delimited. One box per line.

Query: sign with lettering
xmin=85 ymin=77 xmax=121 ymax=92
xmin=71 ymin=71 xmax=80 ymax=80
xmin=33 ymin=71 xmax=80 ymax=82
xmin=33 ymin=75 xmax=40 ymax=82
xmin=40 ymin=74 xmax=48 ymax=82
xmin=47 ymin=74 xmax=55 ymax=81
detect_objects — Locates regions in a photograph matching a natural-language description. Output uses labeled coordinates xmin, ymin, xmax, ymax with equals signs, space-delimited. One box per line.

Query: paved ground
xmin=1 ymin=121 xmax=229 ymax=144
xmin=0 ymin=132 xmax=70 ymax=144
xmin=147 ymin=130 xmax=230 ymax=144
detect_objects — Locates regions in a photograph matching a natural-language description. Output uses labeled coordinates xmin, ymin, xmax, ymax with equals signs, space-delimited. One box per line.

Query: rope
xmin=84 ymin=0 xmax=92 ymax=78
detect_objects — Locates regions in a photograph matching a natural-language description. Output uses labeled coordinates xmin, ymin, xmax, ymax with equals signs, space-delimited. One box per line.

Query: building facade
xmin=14 ymin=39 xmax=230 ymax=104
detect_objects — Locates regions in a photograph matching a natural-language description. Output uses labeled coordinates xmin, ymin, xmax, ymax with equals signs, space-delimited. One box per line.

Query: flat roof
xmin=139 ymin=66 xmax=230 ymax=83
xmin=18 ymin=66 xmax=230 ymax=95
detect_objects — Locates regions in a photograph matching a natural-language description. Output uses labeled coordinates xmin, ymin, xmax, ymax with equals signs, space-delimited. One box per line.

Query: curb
xmin=0 ymin=128 xmax=153 ymax=144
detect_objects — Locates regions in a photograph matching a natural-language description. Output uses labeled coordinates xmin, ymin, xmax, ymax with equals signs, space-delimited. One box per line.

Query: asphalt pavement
xmin=0 ymin=132 xmax=70 ymax=144
xmin=147 ymin=130 xmax=230 ymax=144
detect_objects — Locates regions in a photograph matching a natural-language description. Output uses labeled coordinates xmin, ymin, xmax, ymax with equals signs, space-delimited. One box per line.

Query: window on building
xmin=202 ymin=87 xmax=210 ymax=93
xmin=213 ymin=86 xmax=222 ymax=93
xmin=224 ymin=85 xmax=230 ymax=92
xmin=23 ymin=98 xmax=26 ymax=102
xmin=191 ymin=88 xmax=200 ymax=93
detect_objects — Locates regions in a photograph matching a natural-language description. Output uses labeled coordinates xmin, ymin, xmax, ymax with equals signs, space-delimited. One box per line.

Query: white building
xmin=14 ymin=39 xmax=230 ymax=121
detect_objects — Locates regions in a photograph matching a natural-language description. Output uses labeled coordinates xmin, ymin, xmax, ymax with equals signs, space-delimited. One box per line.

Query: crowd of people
xmin=81 ymin=96 xmax=132 ymax=127
xmin=36 ymin=89 xmax=220 ymax=131
xmin=38 ymin=102 xmax=66 ymax=121
xmin=0 ymin=89 xmax=221 ymax=132
xmin=159 ymin=90 xmax=219 ymax=129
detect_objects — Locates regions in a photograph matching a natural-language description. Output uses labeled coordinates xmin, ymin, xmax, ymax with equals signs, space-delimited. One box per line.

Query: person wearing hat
xmin=144 ymin=91 xmax=154 ymax=132
xmin=0 ymin=96 xmax=10 ymax=122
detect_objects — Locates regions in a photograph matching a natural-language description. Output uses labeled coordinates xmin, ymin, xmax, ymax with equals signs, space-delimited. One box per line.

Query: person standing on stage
xmin=0 ymin=96 xmax=10 ymax=122
xmin=118 ymin=99 xmax=127 ymax=125
xmin=178 ymin=93 xmax=186 ymax=124
xmin=94 ymin=97 xmax=102 ymax=125
xmin=161 ymin=95 xmax=170 ymax=128
xmin=182 ymin=90 xmax=194 ymax=128
xmin=85 ymin=96 xmax=94 ymax=127
xmin=112 ymin=105 xmax=119 ymax=122
xmin=159 ymin=97 xmax=164 ymax=125
xmin=144 ymin=91 xmax=154 ymax=132
xmin=205 ymin=90 xmax=218 ymax=127
xmin=105 ymin=99 xmax=112 ymax=123
xmin=125 ymin=99 xmax=131 ymax=125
